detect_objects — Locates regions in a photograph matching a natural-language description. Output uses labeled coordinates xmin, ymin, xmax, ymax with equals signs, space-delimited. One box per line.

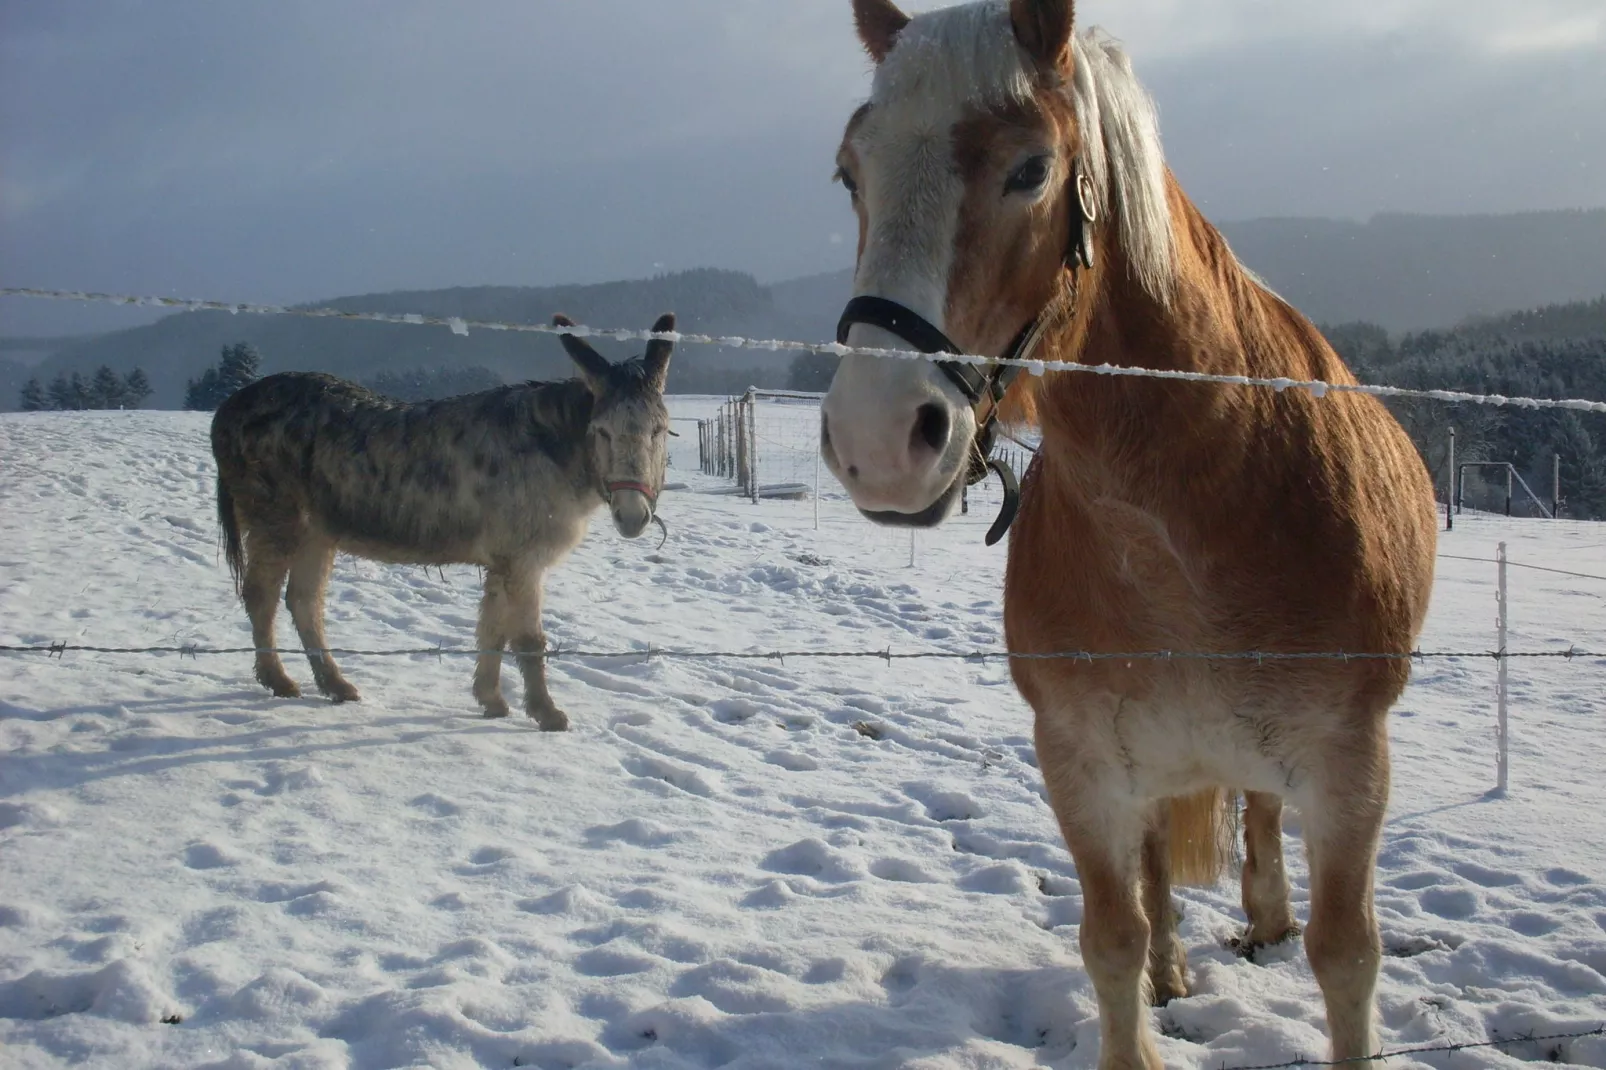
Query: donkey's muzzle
xmin=608 ymin=485 xmax=655 ymax=539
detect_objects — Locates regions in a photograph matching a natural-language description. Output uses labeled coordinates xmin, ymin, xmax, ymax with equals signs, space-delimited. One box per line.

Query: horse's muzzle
xmin=856 ymin=467 xmax=965 ymax=529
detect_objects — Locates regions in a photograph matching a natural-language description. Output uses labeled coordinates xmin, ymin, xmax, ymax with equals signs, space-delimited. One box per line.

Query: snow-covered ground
xmin=2 ymin=407 xmax=1604 ymax=1070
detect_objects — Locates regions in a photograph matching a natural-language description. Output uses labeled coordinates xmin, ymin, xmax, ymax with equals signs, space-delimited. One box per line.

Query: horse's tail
xmin=1167 ymin=788 xmax=1237 ymax=887
xmin=217 ymin=475 xmax=246 ymax=597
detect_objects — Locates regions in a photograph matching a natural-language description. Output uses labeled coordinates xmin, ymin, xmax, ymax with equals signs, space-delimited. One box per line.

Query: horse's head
xmin=554 ymin=313 xmax=676 ymax=539
xmin=821 ymin=0 xmax=1163 ymax=530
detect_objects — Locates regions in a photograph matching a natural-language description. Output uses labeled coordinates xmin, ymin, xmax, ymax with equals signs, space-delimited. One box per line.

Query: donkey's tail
xmin=217 ymin=475 xmax=246 ymax=596
xmin=1167 ymin=788 xmax=1237 ymax=887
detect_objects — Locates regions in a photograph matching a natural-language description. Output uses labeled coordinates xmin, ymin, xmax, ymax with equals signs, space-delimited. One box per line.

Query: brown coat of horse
xmin=820 ymin=2 xmax=1437 ymax=1065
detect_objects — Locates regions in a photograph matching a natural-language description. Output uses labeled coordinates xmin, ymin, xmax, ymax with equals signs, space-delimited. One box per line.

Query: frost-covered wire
xmin=1 ymin=642 xmax=1601 ymax=663
xmin=6 ymin=286 xmax=1606 ymax=415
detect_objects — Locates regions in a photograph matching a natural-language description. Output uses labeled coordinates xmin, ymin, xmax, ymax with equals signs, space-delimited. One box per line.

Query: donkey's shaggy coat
xmin=211 ymin=314 xmax=675 ymax=727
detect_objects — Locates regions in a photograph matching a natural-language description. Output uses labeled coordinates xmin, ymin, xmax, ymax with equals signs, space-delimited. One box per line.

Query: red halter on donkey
xmin=819 ymin=1 xmax=1438 ymax=1066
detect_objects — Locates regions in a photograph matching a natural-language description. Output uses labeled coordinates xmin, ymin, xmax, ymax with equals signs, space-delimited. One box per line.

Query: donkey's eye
xmin=834 ymin=166 xmax=860 ymax=198
xmin=1005 ymin=155 xmax=1052 ymax=195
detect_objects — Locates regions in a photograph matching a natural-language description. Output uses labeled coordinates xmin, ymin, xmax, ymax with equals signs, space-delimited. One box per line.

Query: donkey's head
xmin=554 ymin=313 xmax=676 ymax=539
xmin=820 ymin=0 xmax=1170 ymax=528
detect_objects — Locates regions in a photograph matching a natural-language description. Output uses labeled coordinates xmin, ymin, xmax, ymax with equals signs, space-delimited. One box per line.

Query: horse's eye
xmin=1005 ymin=155 xmax=1052 ymax=195
xmin=595 ymin=427 xmax=612 ymax=441
xmin=834 ymin=166 xmax=860 ymax=198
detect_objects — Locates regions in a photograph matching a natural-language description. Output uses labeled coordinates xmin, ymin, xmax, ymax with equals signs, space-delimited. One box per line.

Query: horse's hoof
xmin=1228 ymin=924 xmax=1301 ymax=962
xmin=323 ymin=682 xmax=362 ymax=703
xmin=260 ymin=676 xmax=300 ymax=698
xmin=481 ymin=697 xmax=512 ymax=718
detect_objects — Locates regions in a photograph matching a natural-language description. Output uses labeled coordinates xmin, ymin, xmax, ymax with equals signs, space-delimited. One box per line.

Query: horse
xmin=210 ymin=314 xmax=676 ymax=729
xmin=818 ymin=2 xmax=1437 ymax=1065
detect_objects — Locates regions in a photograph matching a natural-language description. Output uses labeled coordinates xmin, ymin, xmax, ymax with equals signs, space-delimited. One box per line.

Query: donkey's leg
xmin=241 ymin=531 xmax=298 ymax=697
xmin=1141 ymin=803 xmax=1187 ymax=1005
xmin=1303 ymin=736 xmax=1389 ymax=1062
xmin=473 ymin=569 xmax=511 ymax=718
xmin=285 ymin=538 xmax=359 ymax=702
xmin=1241 ymin=790 xmax=1299 ymax=950
xmin=504 ymin=564 xmax=566 ymax=731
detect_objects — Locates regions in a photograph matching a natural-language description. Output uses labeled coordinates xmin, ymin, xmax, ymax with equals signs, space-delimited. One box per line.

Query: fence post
xmin=1553 ymin=452 xmax=1561 ymax=519
xmin=813 ymin=430 xmax=821 ymax=531
xmin=1495 ymin=540 xmax=1509 ymax=795
xmin=1504 ymin=465 xmax=1513 ymax=517
xmin=746 ymin=388 xmax=759 ymax=504
xmin=1446 ymin=428 xmax=1455 ymax=531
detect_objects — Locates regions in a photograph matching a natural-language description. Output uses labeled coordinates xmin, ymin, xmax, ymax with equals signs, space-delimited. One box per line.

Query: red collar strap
xmin=606 ymin=480 xmax=657 ymax=503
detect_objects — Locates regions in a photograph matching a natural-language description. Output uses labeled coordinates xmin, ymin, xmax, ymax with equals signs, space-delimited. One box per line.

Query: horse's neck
xmin=1034 ymin=183 xmax=1348 ymax=514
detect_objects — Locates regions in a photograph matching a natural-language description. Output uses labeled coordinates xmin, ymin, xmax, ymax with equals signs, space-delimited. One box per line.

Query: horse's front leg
xmin=504 ymin=563 xmax=567 ymax=731
xmin=1038 ymin=712 xmax=1162 ymax=1070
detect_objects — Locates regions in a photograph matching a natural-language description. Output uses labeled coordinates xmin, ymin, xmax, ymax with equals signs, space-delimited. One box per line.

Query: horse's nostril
xmin=912 ymin=403 xmax=950 ymax=454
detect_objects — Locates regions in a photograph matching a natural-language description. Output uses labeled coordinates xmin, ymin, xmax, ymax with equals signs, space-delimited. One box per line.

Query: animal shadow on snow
xmin=0 ymin=695 xmax=501 ymax=793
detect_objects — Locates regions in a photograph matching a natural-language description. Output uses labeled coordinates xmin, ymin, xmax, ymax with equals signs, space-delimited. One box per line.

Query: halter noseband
xmin=604 ymin=479 xmax=657 ymax=503
xmin=834 ymin=164 xmax=1098 ymax=547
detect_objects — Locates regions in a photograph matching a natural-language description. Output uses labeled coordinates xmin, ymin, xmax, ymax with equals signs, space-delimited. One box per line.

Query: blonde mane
xmin=873 ymin=4 xmax=1176 ymax=303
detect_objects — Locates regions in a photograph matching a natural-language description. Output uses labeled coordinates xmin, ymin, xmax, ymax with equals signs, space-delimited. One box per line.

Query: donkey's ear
xmin=1010 ymin=0 xmax=1076 ymax=75
xmin=853 ymin=0 xmax=910 ymax=63
xmin=553 ymin=314 xmax=611 ymax=384
xmin=643 ymin=313 xmax=675 ymax=392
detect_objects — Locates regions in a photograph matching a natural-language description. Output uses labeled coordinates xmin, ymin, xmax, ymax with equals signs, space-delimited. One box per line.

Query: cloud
xmin=2 ymin=0 xmax=1601 ymax=336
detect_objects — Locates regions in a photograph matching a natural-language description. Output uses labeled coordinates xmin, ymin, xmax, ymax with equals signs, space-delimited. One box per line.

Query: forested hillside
xmin=1326 ymin=297 xmax=1606 ymax=520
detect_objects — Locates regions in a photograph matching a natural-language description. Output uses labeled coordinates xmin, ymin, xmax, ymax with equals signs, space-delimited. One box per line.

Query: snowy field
xmin=2 ymin=406 xmax=1605 ymax=1070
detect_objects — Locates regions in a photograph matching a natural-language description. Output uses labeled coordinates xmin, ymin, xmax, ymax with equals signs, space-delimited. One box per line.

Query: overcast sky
xmin=3 ymin=0 xmax=1603 ymax=335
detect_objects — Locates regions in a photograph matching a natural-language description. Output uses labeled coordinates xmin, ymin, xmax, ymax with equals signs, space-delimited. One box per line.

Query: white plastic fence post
xmin=1496 ymin=540 xmax=1509 ymax=795
xmin=813 ymin=434 xmax=821 ymax=531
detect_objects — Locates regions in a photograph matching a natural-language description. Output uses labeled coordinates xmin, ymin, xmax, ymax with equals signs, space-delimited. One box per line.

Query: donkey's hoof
xmin=528 ymin=705 xmax=570 ymax=732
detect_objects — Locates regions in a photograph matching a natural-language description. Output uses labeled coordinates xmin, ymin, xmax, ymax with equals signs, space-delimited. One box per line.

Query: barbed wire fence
xmin=4 ymin=287 xmax=1606 ymax=1068
xmin=6 ymin=286 xmax=1606 ymax=415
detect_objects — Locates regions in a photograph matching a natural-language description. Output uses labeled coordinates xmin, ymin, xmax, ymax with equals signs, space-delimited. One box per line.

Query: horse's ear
xmin=853 ymin=0 xmax=909 ymax=63
xmin=643 ymin=313 xmax=675 ymax=393
xmin=1010 ymin=0 xmax=1076 ymax=75
xmin=553 ymin=314 xmax=611 ymax=385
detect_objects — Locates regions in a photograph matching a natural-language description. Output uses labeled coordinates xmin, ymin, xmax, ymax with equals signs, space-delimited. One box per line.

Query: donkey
xmin=820 ymin=2 xmax=1437 ymax=1066
xmin=210 ymin=314 xmax=676 ymax=729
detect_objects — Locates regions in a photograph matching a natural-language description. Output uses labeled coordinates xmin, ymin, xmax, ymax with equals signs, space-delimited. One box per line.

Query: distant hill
xmin=1221 ymin=209 xmax=1606 ymax=333
xmin=761 ymin=209 xmax=1606 ymax=340
xmin=11 ymin=208 xmax=1604 ymax=411
xmin=26 ymin=270 xmax=819 ymax=408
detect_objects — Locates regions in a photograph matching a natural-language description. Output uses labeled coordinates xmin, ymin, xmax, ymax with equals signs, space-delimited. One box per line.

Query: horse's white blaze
xmin=823 ymin=4 xmax=1031 ymax=516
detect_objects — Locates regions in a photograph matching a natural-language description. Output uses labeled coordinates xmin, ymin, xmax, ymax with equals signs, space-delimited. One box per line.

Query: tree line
xmin=1327 ymin=297 xmax=1606 ymax=520
xmin=20 ymin=367 xmax=152 ymax=411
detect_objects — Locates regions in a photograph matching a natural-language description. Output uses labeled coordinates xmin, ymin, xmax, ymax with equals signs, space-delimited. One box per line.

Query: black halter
xmin=834 ymin=165 xmax=1098 ymax=546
